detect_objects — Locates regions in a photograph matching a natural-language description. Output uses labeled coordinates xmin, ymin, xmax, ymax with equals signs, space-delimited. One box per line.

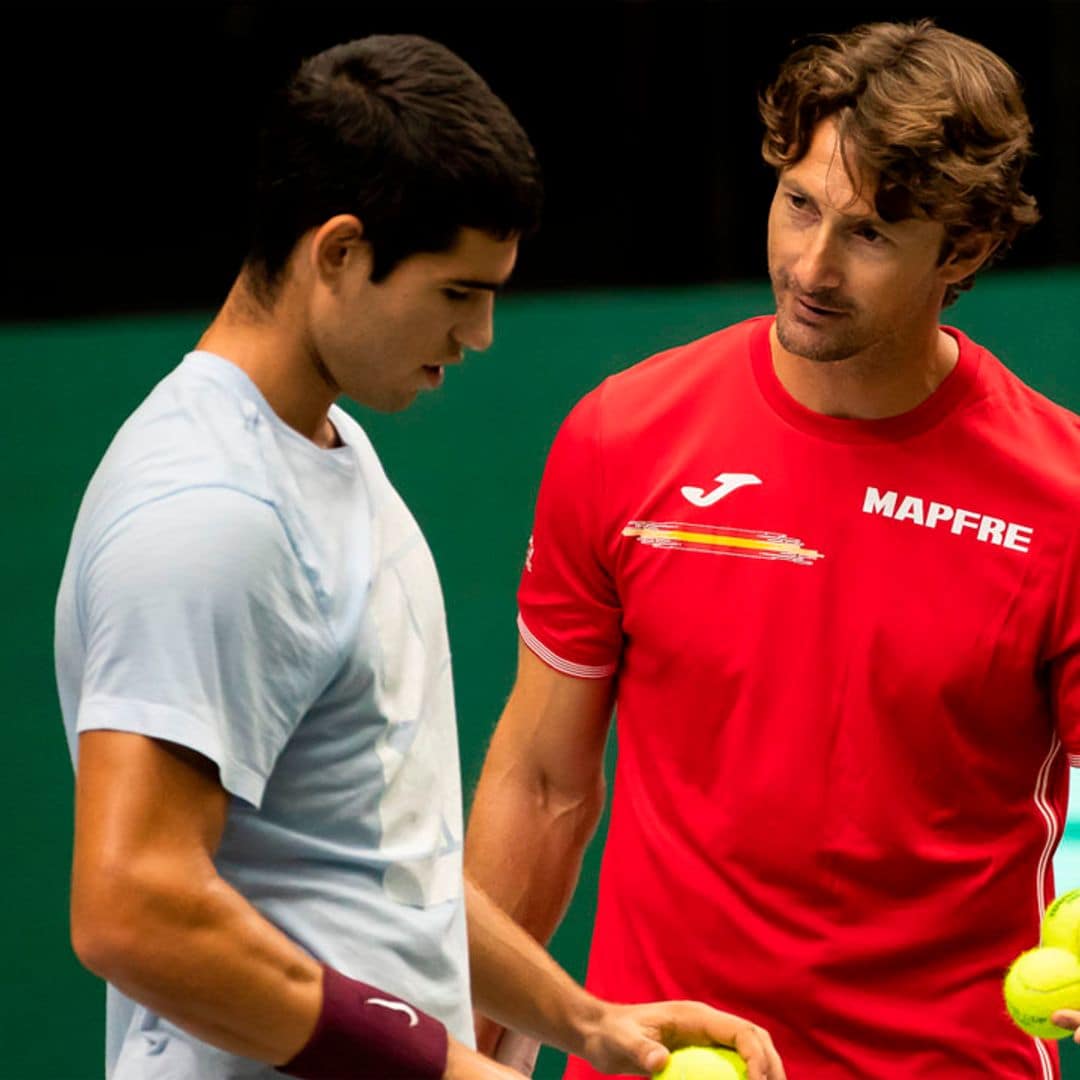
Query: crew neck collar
xmin=182 ymin=349 xmax=355 ymax=463
xmin=750 ymin=316 xmax=982 ymax=444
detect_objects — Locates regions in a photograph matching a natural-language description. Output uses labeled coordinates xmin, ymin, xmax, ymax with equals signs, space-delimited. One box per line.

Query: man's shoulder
xmin=955 ymin=330 xmax=1080 ymax=509
xmin=962 ymin=330 xmax=1080 ymax=443
xmin=71 ymin=357 xmax=280 ymax=552
xmin=579 ymin=316 xmax=767 ymax=424
xmin=611 ymin=316 xmax=766 ymax=388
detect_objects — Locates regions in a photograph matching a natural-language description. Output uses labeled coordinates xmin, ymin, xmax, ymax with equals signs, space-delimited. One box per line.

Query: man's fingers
xmin=633 ymin=1038 xmax=670 ymax=1076
xmin=675 ymin=1004 xmax=783 ymax=1080
xmin=1052 ymin=1009 xmax=1080 ymax=1035
xmin=492 ymin=1029 xmax=540 ymax=1075
xmin=650 ymin=1002 xmax=784 ymax=1080
xmin=732 ymin=1022 xmax=785 ymax=1080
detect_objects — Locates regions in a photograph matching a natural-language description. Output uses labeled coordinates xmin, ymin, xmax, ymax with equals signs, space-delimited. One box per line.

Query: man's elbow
xmin=70 ymin=862 xmax=189 ymax=984
xmin=70 ymin=868 xmax=143 ymax=980
xmin=72 ymin=925 xmax=128 ymax=983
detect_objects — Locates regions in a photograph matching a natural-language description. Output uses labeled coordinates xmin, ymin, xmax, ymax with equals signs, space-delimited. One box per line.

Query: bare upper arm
xmin=72 ymin=731 xmax=230 ymax=960
xmin=478 ymin=638 xmax=616 ymax=802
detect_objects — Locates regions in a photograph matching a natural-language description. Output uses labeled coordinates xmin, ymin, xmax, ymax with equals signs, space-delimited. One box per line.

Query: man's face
xmin=313 ymin=226 xmax=519 ymax=413
xmin=767 ymin=119 xmax=952 ymax=364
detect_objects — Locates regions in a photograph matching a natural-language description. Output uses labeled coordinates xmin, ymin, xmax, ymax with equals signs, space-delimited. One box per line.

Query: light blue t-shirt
xmin=55 ymin=351 xmax=473 ymax=1078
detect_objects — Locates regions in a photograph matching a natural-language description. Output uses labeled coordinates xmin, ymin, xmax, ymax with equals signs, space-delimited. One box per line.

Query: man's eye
xmin=443 ymin=288 xmax=470 ymax=302
xmin=788 ymin=193 xmax=809 ymax=211
xmin=856 ymin=227 xmax=883 ymax=243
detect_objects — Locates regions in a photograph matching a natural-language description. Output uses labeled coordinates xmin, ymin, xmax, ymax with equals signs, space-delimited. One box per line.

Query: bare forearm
xmin=465 ymin=750 xmax=604 ymax=1056
xmin=465 ymin=878 xmax=601 ymax=1057
xmin=465 ymin=752 xmax=604 ymax=945
xmin=74 ymin=858 xmax=321 ymax=1064
xmin=72 ymin=733 xmax=322 ymax=1065
xmin=464 ymin=648 xmax=614 ymax=1054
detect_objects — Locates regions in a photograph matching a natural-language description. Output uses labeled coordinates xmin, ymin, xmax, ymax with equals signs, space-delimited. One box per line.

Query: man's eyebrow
xmin=781 ymin=178 xmax=890 ymax=229
xmin=780 ymin=177 xmax=812 ymax=197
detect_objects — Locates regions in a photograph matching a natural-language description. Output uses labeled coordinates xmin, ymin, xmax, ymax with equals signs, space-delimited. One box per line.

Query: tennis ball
xmin=1003 ymin=946 xmax=1080 ymax=1039
xmin=652 ymin=1046 xmax=748 ymax=1080
xmin=1043 ymin=889 xmax=1080 ymax=955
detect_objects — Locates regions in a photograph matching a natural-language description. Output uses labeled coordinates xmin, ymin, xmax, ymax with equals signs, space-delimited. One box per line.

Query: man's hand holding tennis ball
xmin=1004 ymin=888 xmax=1080 ymax=1041
xmin=571 ymin=999 xmax=782 ymax=1080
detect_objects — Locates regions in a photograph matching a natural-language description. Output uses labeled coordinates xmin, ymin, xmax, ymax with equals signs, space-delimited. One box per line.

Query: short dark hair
xmin=245 ymin=34 xmax=543 ymax=302
xmin=759 ymin=20 xmax=1039 ymax=305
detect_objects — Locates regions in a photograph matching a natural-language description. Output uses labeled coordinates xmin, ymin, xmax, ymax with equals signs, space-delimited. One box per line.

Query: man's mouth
xmin=421 ymin=354 xmax=464 ymax=386
xmin=794 ymin=295 xmax=848 ymax=318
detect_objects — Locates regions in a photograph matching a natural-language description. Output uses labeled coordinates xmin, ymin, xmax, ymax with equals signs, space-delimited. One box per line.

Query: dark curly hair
xmin=760 ymin=20 xmax=1038 ymax=305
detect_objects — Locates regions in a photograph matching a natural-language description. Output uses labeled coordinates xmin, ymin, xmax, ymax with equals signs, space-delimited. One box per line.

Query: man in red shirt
xmin=465 ymin=19 xmax=1080 ymax=1080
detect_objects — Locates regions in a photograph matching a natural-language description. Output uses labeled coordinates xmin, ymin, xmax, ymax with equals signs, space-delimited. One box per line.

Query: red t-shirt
xmin=517 ymin=316 xmax=1080 ymax=1079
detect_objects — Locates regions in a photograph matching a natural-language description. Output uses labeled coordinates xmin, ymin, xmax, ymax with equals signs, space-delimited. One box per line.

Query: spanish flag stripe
xmin=623 ymin=526 xmax=820 ymax=559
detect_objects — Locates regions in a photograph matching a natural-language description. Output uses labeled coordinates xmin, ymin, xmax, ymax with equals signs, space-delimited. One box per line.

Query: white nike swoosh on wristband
xmin=365 ymin=999 xmax=420 ymax=1027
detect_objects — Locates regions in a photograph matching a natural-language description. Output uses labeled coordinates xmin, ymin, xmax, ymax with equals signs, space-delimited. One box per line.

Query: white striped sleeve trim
xmin=517 ymin=613 xmax=617 ymax=679
xmin=1069 ymin=754 xmax=1080 ymax=769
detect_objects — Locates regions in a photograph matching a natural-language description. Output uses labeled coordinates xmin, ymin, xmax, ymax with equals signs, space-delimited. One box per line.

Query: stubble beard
xmin=774 ymin=307 xmax=864 ymax=363
xmin=771 ymin=272 xmax=865 ymax=364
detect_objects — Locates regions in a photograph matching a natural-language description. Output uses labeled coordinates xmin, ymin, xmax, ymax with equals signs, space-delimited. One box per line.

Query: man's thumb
xmin=639 ymin=1040 xmax=669 ymax=1076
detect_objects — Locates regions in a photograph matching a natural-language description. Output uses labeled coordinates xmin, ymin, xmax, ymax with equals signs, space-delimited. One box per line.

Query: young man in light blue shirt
xmin=55 ymin=33 xmax=784 ymax=1080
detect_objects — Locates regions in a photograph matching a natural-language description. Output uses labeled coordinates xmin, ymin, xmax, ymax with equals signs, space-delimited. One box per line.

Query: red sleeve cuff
xmin=517 ymin=613 xmax=618 ymax=679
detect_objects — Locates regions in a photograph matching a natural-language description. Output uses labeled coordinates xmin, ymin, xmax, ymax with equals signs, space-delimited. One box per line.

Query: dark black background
xmin=7 ymin=2 xmax=1079 ymax=320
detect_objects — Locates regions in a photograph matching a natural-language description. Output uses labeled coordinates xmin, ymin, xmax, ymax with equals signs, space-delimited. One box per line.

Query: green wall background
xmin=5 ymin=270 xmax=1080 ymax=1077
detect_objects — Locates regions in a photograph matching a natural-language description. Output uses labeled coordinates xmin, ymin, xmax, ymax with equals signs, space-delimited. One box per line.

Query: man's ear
xmin=939 ymin=231 xmax=998 ymax=285
xmin=309 ymin=215 xmax=370 ymax=287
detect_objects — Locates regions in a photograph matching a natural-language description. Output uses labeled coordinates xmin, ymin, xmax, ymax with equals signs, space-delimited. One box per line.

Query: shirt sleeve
xmin=1049 ymin=524 xmax=1080 ymax=767
xmin=74 ymin=487 xmax=334 ymax=806
xmin=517 ymin=387 xmax=622 ymax=678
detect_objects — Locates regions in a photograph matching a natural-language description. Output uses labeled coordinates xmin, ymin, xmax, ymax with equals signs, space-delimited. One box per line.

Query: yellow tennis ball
xmin=1003 ymin=946 xmax=1080 ymax=1039
xmin=1043 ymin=889 xmax=1080 ymax=955
xmin=652 ymin=1046 xmax=748 ymax=1080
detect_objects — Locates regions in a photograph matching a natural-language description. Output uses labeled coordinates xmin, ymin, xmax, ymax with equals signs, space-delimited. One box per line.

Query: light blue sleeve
xmin=74 ymin=487 xmax=334 ymax=807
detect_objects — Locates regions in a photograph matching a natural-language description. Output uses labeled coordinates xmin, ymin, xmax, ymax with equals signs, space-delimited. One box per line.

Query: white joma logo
xmin=682 ymin=472 xmax=762 ymax=507
xmin=862 ymin=487 xmax=1034 ymax=552
xmin=366 ymin=999 xmax=420 ymax=1027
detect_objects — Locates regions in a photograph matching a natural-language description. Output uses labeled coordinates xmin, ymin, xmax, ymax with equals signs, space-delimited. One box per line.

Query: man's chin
xmin=775 ymin=312 xmax=859 ymax=364
xmin=347 ymin=387 xmax=418 ymax=414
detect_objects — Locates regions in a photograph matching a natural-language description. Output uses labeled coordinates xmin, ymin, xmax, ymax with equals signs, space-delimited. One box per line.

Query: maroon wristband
xmin=278 ymin=965 xmax=449 ymax=1080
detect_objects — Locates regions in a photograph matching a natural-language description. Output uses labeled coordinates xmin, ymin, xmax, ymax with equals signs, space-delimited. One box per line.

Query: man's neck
xmin=769 ymin=322 xmax=959 ymax=420
xmin=197 ymin=279 xmax=340 ymax=448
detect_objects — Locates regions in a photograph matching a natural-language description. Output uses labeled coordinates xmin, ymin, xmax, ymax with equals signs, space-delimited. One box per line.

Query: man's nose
xmin=453 ymin=294 xmax=495 ymax=353
xmin=793 ymin=226 xmax=844 ymax=293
